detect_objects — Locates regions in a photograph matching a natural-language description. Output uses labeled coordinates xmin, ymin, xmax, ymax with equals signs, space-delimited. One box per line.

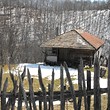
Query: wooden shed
xmin=41 ymin=29 xmax=104 ymax=67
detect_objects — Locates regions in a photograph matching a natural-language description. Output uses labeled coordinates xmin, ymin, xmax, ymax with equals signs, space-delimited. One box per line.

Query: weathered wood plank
xmin=19 ymin=74 xmax=29 ymax=110
xmin=32 ymin=88 xmax=107 ymax=101
xmin=107 ymin=54 xmax=110 ymax=110
xmin=17 ymin=66 xmax=26 ymax=110
xmin=38 ymin=65 xmax=47 ymax=110
xmin=80 ymin=58 xmax=88 ymax=110
xmin=21 ymin=66 xmax=26 ymax=81
xmin=78 ymin=65 xmax=83 ymax=110
xmin=39 ymin=100 xmax=42 ymax=110
xmin=60 ymin=65 xmax=65 ymax=110
xmin=27 ymin=69 xmax=37 ymax=110
xmin=49 ymin=69 xmax=54 ymax=110
xmin=87 ymin=70 xmax=91 ymax=110
xmin=17 ymin=80 xmax=23 ymax=110
xmin=94 ymin=56 xmax=101 ymax=110
xmin=0 ymin=87 xmax=107 ymax=100
xmin=10 ymin=80 xmax=18 ymax=110
xmin=8 ymin=73 xmax=18 ymax=109
xmin=6 ymin=71 xmax=18 ymax=110
xmin=48 ymin=84 xmax=51 ymax=110
xmin=64 ymin=62 xmax=78 ymax=110
xmin=0 ymin=87 xmax=108 ymax=104
xmin=1 ymin=78 xmax=8 ymax=110
xmin=0 ymin=68 xmax=3 ymax=91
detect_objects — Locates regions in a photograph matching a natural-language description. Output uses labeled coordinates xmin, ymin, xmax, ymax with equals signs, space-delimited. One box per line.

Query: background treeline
xmin=0 ymin=0 xmax=110 ymax=65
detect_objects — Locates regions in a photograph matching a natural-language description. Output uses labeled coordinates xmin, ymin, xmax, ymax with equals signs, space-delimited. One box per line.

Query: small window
xmin=52 ymin=48 xmax=57 ymax=54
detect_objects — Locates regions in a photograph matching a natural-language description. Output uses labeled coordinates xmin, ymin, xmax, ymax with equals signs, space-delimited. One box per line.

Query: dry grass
xmin=0 ymin=64 xmax=108 ymax=109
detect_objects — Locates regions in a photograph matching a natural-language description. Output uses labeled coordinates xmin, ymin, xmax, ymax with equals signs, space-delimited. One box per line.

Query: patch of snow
xmin=15 ymin=63 xmax=78 ymax=80
xmin=14 ymin=63 xmax=108 ymax=89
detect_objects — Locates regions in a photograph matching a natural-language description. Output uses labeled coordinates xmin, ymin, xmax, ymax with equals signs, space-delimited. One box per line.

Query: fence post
xmin=80 ymin=58 xmax=88 ymax=110
xmin=1 ymin=78 xmax=8 ymax=110
xmin=38 ymin=65 xmax=47 ymax=110
xmin=0 ymin=68 xmax=3 ymax=92
xmin=10 ymin=80 xmax=18 ymax=110
xmin=94 ymin=56 xmax=101 ymax=110
xmin=107 ymin=55 xmax=110 ymax=110
xmin=38 ymin=91 xmax=42 ymax=110
xmin=78 ymin=64 xmax=83 ymax=110
xmin=27 ymin=69 xmax=37 ymax=110
xmin=48 ymin=84 xmax=51 ymax=110
xmin=39 ymin=100 xmax=42 ymax=110
xmin=18 ymin=66 xmax=26 ymax=110
xmin=19 ymin=74 xmax=29 ymax=110
xmin=87 ymin=70 xmax=91 ymax=110
xmin=7 ymin=71 xmax=18 ymax=110
xmin=60 ymin=65 xmax=65 ymax=110
xmin=64 ymin=62 xmax=77 ymax=110
xmin=21 ymin=66 xmax=26 ymax=81
xmin=17 ymin=80 xmax=23 ymax=110
xmin=50 ymin=69 xmax=54 ymax=110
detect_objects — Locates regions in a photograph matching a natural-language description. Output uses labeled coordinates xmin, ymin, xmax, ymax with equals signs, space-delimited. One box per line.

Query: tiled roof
xmin=41 ymin=29 xmax=104 ymax=50
xmin=74 ymin=29 xmax=104 ymax=49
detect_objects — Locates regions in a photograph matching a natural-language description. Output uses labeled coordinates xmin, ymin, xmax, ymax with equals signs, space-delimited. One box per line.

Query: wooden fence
xmin=0 ymin=55 xmax=110 ymax=110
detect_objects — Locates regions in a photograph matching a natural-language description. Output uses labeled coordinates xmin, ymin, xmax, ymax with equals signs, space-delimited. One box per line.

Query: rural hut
xmin=41 ymin=29 xmax=104 ymax=67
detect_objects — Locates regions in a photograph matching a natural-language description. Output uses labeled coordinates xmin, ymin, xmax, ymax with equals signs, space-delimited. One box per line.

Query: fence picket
xmin=49 ymin=69 xmax=54 ymax=110
xmin=78 ymin=65 xmax=83 ymax=110
xmin=60 ymin=65 xmax=65 ymax=110
xmin=39 ymin=100 xmax=42 ymax=110
xmin=80 ymin=58 xmax=88 ymax=110
xmin=7 ymin=72 xmax=18 ymax=110
xmin=94 ymin=56 xmax=101 ymax=110
xmin=0 ymin=68 xmax=3 ymax=91
xmin=27 ymin=69 xmax=37 ymax=110
xmin=21 ymin=66 xmax=26 ymax=81
xmin=107 ymin=55 xmax=110 ymax=110
xmin=87 ymin=70 xmax=91 ymax=110
xmin=48 ymin=84 xmax=51 ymax=110
xmin=19 ymin=74 xmax=29 ymax=110
xmin=38 ymin=65 xmax=47 ymax=110
xmin=1 ymin=78 xmax=8 ymax=110
xmin=64 ymin=62 xmax=78 ymax=110
xmin=17 ymin=80 xmax=23 ymax=110
xmin=10 ymin=80 xmax=18 ymax=110
xmin=17 ymin=67 xmax=26 ymax=110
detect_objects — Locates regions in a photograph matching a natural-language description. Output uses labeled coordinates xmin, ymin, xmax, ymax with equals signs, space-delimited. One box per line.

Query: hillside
xmin=0 ymin=3 xmax=109 ymax=64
